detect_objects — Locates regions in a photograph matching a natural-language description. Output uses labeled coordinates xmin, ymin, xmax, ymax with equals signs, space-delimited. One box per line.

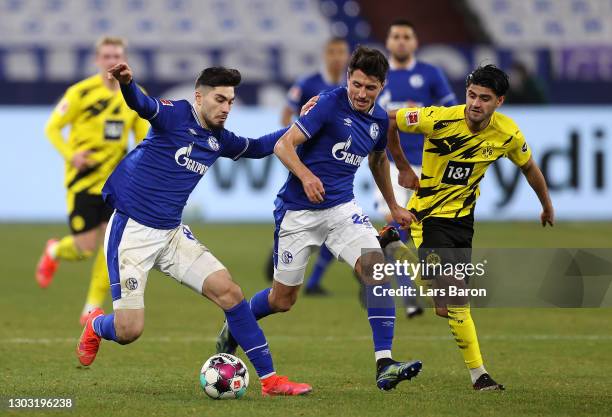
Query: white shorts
xmin=104 ymin=211 xmax=226 ymax=309
xmin=273 ymin=200 xmax=381 ymax=286
xmin=374 ymin=163 xmax=422 ymax=216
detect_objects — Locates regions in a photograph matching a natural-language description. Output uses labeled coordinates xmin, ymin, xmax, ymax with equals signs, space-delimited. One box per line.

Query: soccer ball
xmin=200 ymin=353 xmax=249 ymax=399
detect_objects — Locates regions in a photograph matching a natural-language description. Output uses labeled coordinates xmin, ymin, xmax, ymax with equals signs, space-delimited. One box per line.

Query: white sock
xmin=259 ymin=371 xmax=276 ymax=381
xmin=469 ymin=365 xmax=487 ymax=384
xmin=47 ymin=241 xmax=59 ymax=259
xmin=374 ymin=350 xmax=392 ymax=362
xmin=82 ymin=304 xmax=97 ymax=316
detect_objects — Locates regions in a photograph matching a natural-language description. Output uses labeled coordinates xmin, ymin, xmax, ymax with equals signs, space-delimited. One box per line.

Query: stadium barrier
xmin=1 ymin=106 xmax=610 ymax=222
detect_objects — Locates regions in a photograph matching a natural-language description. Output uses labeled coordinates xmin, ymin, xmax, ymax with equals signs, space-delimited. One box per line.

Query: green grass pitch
xmin=1 ymin=222 xmax=611 ymax=417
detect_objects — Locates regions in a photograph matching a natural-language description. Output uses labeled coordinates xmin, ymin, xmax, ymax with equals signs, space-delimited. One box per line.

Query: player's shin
xmin=447 ymin=305 xmax=487 ymax=383
xmin=224 ymin=300 xmax=275 ymax=379
xmin=366 ymin=281 xmax=396 ymax=362
xmin=83 ymin=247 xmax=109 ymax=315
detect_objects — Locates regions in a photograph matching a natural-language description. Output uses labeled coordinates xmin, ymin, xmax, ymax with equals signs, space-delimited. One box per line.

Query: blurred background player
xmin=266 ymin=37 xmax=350 ymax=295
xmin=506 ymin=60 xmax=549 ymax=104
xmin=376 ymin=19 xmax=458 ymax=318
xmin=35 ymin=37 xmax=150 ymax=325
xmin=280 ymin=37 xmax=350 ymax=126
xmin=390 ymin=64 xmax=554 ymax=390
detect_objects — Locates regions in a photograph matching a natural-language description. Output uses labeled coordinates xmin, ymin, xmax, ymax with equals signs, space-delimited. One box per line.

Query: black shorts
xmin=68 ymin=192 xmax=113 ymax=234
xmin=418 ymin=214 xmax=474 ymax=279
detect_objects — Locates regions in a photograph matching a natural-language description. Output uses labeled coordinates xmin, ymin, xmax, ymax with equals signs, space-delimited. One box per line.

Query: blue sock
xmin=305 ymin=245 xmax=334 ymax=290
xmin=225 ymin=300 xmax=275 ymax=378
xmin=249 ymin=288 xmax=273 ymax=320
xmin=92 ymin=314 xmax=118 ymax=342
xmin=390 ymin=220 xmax=408 ymax=243
xmin=366 ymin=282 xmax=396 ymax=353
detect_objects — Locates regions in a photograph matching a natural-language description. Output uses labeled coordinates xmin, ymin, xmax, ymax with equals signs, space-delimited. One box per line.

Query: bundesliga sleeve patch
xmin=56 ymin=98 xmax=69 ymax=115
xmin=406 ymin=110 xmax=419 ymax=125
xmin=160 ymin=99 xmax=173 ymax=106
xmin=288 ymin=86 xmax=301 ymax=102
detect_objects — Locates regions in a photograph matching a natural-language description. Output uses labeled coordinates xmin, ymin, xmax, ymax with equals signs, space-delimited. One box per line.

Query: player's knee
xmin=114 ymin=319 xmax=144 ymax=344
xmin=74 ymin=237 xmax=97 ymax=255
xmin=355 ymin=252 xmax=387 ymax=285
xmin=217 ymin=281 xmax=245 ymax=310
xmin=435 ymin=306 xmax=449 ymax=318
xmin=269 ymin=292 xmax=296 ymax=312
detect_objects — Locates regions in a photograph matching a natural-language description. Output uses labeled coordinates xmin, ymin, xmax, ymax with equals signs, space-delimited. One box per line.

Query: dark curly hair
xmin=466 ymin=64 xmax=509 ymax=97
xmin=195 ymin=67 xmax=241 ymax=89
xmin=348 ymin=46 xmax=389 ymax=84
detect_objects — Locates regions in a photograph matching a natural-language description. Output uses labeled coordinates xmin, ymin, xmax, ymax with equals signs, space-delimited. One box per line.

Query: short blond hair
xmin=95 ymin=36 xmax=127 ymax=54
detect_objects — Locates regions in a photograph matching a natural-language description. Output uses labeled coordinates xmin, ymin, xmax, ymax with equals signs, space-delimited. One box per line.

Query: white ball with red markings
xmin=199 ymin=353 xmax=249 ymax=399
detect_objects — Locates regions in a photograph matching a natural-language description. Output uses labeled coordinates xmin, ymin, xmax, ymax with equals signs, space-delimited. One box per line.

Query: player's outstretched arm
xmin=520 ymin=157 xmax=555 ymax=227
xmin=387 ymin=114 xmax=419 ymax=190
xmin=368 ymin=150 xmax=416 ymax=229
xmin=108 ymin=62 xmax=158 ymax=120
xmin=274 ymin=125 xmax=325 ymax=203
xmin=234 ymin=128 xmax=288 ymax=160
xmin=237 ymin=98 xmax=319 ymax=159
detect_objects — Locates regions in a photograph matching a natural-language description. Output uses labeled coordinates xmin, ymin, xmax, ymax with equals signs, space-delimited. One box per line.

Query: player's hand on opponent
xmin=398 ymin=168 xmax=420 ymax=190
xmin=390 ymin=204 xmax=416 ymax=229
xmin=387 ymin=110 xmax=399 ymax=125
xmin=300 ymin=95 xmax=319 ymax=116
xmin=71 ymin=150 xmax=94 ymax=172
xmin=301 ymin=171 xmax=325 ymax=203
xmin=107 ymin=62 xmax=133 ymax=85
xmin=541 ymin=206 xmax=554 ymax=227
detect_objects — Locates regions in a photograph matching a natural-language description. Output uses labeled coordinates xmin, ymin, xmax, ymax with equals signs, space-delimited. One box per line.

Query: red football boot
xmin=261 ymin=374 xmax=312 ymax=397
xmin=35 ymin=239 xmax=59 ymax=288
xmin=76 ymin=308 xmax=104 ymax=366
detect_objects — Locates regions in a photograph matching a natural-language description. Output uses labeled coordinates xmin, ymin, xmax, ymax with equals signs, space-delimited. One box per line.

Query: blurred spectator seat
xmin=466 ymin=0 xmax=612 ymax=46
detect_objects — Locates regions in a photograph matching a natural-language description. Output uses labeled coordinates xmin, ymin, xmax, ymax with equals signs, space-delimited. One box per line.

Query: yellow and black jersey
xmin=45 ymin=74 xmax=150 ymax=195
xmin=396 ymin=105 xmax=531 ymax=221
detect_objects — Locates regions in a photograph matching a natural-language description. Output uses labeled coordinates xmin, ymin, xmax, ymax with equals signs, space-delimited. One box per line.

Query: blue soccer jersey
xmin=102 ymin=81 xmax=284 ymax=229
xmin=377 ymin=61 xmax=457 ymax=165
xmin=287 ymin=72 xmax=344 ymax=111
xmin=276 ymin=87 xmax=389 ymax=212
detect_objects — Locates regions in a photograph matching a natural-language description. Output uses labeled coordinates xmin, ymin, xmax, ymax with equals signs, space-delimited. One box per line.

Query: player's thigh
xmin=104 ymin=211 xmax=163 ymax=310
xmin=325 ymin=201 xmax=382 ymax=282
xmin=72 ymin=228 xmax=99 ymax=254
xmin=452 ymin=214 xmax=475 ymax=249
xmin=273 ymin=209 xmax=325 ymax=286
xmin=202 ymin=269 xmax=244 ymax=310
xmin=418 ymin=217 xmax=471 ymax=306
xmin=156 ymin=224 xmax=226 ymax=296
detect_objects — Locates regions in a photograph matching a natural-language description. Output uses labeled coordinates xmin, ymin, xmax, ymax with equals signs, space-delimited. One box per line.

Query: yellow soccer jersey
xmin=396 ymin=105 xmax=531 ymax=221
xmin=45 ymin=74 xmax=150 ymax=195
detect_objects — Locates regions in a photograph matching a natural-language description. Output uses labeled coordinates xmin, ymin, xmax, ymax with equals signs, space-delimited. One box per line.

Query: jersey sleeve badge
xmin=406 ymin=110 xmax=419 ymax=125
xmin=56 ymin=98 xmax=69 ymax=115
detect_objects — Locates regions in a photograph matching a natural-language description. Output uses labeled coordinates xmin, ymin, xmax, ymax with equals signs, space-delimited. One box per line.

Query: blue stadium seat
xmin=467 ymin=0 xmax=611 ymax=46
